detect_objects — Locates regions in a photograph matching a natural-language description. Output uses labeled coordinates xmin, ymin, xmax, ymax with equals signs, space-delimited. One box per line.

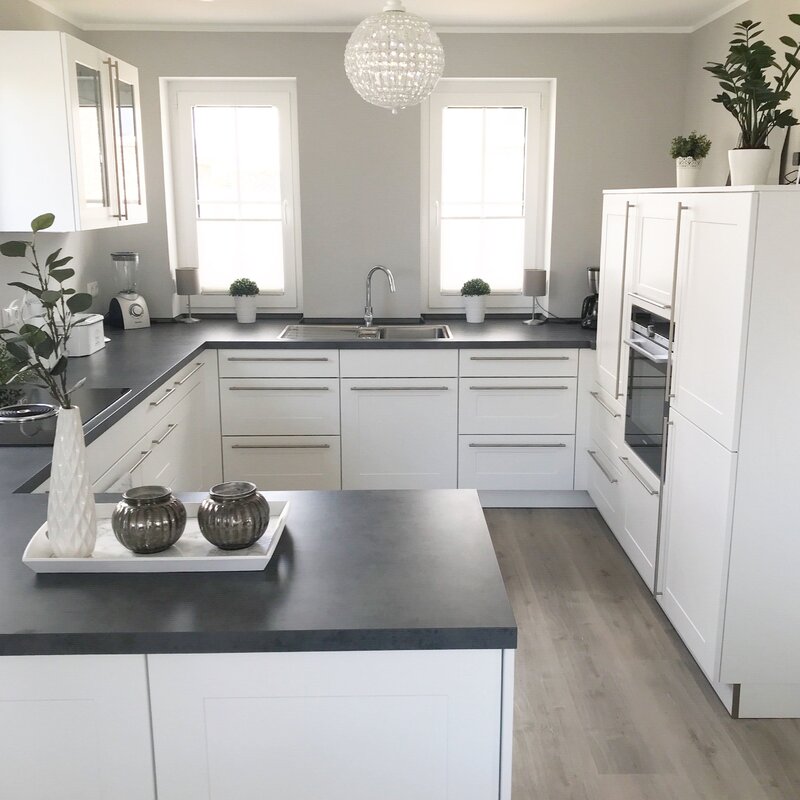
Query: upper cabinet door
xmin=671 ymin=193 xmax=755 ymax=450
xmin=595 ymin=194 xmax=636 ymax=406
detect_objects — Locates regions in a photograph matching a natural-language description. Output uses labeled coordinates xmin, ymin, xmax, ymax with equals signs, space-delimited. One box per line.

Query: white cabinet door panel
xmin=148 ymin=650 xmax=502 ymax=800
xmin=459 ymin=348 xmax=578 ymax=377
xmin=459 ymin=378 xmax=577 ymax=434
xmin=218 ymin=349 xmax=339 ymax=378
xmin=586 ymin=444 xmax=622 ymax=536
xmin=340 ymin=349 xmax=457 ymax=378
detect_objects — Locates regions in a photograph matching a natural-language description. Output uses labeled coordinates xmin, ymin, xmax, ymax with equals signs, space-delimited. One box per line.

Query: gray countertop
xmin=0 ymin=316 xmax=591 ymax=655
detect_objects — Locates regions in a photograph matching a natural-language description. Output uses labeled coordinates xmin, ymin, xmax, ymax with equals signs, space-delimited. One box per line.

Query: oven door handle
xmin=623 ymin=337 xmax=668 ymax=364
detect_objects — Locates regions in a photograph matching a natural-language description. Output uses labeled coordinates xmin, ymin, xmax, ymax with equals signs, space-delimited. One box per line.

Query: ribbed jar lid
xmin=122 ymin=485 xmax=173 ymax=505
xmin=208 ymin=481 xmax=258 ymax=501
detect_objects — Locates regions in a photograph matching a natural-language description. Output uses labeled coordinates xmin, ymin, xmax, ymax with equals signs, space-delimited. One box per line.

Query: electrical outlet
xmin=86 ymin=281 xmax=100 ymax=298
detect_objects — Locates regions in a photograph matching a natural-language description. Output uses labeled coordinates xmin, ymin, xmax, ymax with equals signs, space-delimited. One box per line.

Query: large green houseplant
xmin=0 ymin=213 xmax=98 ymax=557
xmin=704 ymin=16 xmax=800 ymax=184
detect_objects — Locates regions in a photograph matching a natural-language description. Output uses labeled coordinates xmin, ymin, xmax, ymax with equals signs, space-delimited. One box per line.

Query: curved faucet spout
xmin=364 ymin=265 xmax=397 ymax=326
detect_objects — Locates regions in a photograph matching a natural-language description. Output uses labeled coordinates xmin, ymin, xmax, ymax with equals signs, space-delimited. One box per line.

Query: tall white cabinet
xmin=590 ymin=187 xmax=800 ymax=718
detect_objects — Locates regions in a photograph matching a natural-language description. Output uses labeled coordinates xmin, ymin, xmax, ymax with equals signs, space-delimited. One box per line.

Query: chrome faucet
xmin=364 ymin=265 xmax=396 ymax=327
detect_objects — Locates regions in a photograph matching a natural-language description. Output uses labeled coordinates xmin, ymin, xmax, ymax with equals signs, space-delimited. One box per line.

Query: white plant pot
xmin=464 ymin=295 xmax=487 ymax=324
xmin=48 ymin=406 xmax=97 ymax=558
xmin=729 ymin=148 xmax=773 ymax=186
xmin=675 ymin=157 xmax=703 ymax=188
xmin=234 ymin=296 xmax=258 ymax=324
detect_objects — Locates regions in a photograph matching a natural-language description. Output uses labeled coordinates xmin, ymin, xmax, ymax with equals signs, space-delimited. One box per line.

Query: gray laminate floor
xmin=485 ymin=508 xmax=800 ymax=800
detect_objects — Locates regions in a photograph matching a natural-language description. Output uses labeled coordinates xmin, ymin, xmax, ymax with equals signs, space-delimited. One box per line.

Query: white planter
xmin=48 ymin=406 xmax=97 ymax=558
xmin=729 ymin=148 xmax=773 ymax=186
xmin=675 ymin=157 xmax=703 ymax=188
xmin=234 ymin=296 xmax=258 ymax=324
xmin=464 ymin=296 xmax=487 ymax=324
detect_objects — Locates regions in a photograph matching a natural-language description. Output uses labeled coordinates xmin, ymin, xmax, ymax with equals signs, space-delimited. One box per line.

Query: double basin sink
xmin=278 ymin=324 xmax=452 ymax=342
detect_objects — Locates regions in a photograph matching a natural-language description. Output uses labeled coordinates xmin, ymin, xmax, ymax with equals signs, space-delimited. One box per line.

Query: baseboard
xmin=735 ymin=683 xmax=800 ymax=718
xmin=477 ymin=490 xmax=594 ymax=508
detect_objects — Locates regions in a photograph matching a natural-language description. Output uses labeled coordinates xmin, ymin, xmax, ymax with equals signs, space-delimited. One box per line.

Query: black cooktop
xmin=0 ymin=386 xmax=130 ymax=446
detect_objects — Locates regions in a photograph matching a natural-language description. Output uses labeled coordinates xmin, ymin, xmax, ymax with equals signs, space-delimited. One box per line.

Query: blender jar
xmin=111 ymin=251 xmax=140 ymax=296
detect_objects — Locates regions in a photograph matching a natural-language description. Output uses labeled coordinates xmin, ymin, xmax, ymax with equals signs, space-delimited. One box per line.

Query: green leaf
xmin=790 ymin=13 xmax=800 ymax=26
xmin=40 ymin=290 xmax=62 ymax=306
xmin=30 ymin=213 xmax=54 ymax=232
xmin=7 ymin=282 xmax=42 ymax=298
xmin=66 ymin=293 xmax=92 ymax=313
xmin=49 ymin=268 xmax=75 ymax=283
xmin=33 ymin=336 xmax=54 ymax=360
xmin=0 ymin=241 xmax=28 ymax=258
xmin=5 ymin=341 xmax=29 ymax=362
xmin=49 ymin=355 xmax=68 ymax=376
xmin=45 ymin=248 xmax=62 ymax=267
xmin=780 ymin=36 xmax=798 ymax=48
xmin=48 ymin=256 xmax=73 ymax=269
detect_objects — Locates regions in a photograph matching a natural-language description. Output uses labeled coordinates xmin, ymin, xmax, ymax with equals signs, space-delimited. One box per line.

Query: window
xmin=422 ymin=79 xmax=554 ymax=310
xmin=167 ymin=80 xmax=301 ymax=309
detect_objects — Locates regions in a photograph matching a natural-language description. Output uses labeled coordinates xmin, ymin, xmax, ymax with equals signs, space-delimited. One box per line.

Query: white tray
xmin=22 ymin=500 xmax=290 ymax=573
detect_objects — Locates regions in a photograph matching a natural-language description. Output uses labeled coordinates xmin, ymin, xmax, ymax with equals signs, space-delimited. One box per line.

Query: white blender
xmin=107 ymin=252 xmax=150 ymax=329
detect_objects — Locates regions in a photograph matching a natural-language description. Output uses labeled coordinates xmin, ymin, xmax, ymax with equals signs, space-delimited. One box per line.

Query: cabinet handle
xmin=614 ymin=200 xmax=636 ymax=399
xmin=227 ymin=357 xmax=330 ymax=362
xmin=468 ymin=385 xmax=568 ymax=391
xmin=468 ymin=443 xmax=567 ymax=448
xmin=228 ymin=386 xmax=329 ymax=391
xmin=149 ymin=387 xmax=176 ymax=407
xmin=619 ymin=456 xmax=659 ymax=496
xmin=589 ymin=391 xmax=621 ymax=418
xmin=151 ymin=423 xmax=177 ymax=446
xmin=469 ymin=356 xmax=570 ymax=361
xmin=231 ymin=443 xmax=331 ymax=450
xmin=587 ymin=450 xmax=618 ymax=484
xmin=628 ymin=292 xmax=671 ymax=310
xmin=111 ymin=59 xmax=129 ymax=221
xmin=349 ymin=386 xmax=449 ymax=391
xmin=103 ymin=58 xmax=124 ymax=221
xmin=130 ymin=450 xmax=153 ymax=472
xmin=174 ymin=362 xmax=204 ymax=386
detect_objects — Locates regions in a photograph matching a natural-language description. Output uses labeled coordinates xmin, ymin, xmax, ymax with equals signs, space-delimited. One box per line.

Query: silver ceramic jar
xmin=112 ymin=486 xmax=187 ymax=554
xmin=198 ymin=481 xmax=270 ymax=550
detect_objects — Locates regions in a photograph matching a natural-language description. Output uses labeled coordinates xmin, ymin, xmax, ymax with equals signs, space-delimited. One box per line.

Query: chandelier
xmin=344 ymin=1 xmax=445 ymax=115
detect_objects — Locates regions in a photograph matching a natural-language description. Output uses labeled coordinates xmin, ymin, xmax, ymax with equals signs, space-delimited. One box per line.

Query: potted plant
xmin=229 ymin=278 xmax=260 ymax=323
xmin=461 ymin=278 xmax=491 ymax=324
xmin=704 ymin=16 xmax=800 ymax=185
xmin=670 ymin=131 xmax=712 ymax=187
xmin=0 ymin=214 xmax=97 ymax=557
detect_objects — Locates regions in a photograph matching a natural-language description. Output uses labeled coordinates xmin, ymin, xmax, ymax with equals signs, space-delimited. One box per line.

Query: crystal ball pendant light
xmin=344 ymin=0 xmax=445 ymax=114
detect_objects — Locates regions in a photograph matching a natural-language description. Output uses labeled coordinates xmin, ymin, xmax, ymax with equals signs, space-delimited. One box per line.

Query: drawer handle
xmin=231 ymin=443 xmax=331 ymax=450
xmin=468 ymin=443 xmax=567 ymax=448
xmin=349 ymin=386 xmax=449 ymax=391
xmin=590 ymin=391 xmax=621 ymax=418
xmin=149 ymin=387 xmax=176 ymax=407
xmin=174 ymin=362 xmax=204 ymax=386
xmin=228 ymin=386 xmax=330 ymax=391
xmin=227 ymin=357 xmax=330 ymax=362
xmin=628 ymin=292 xmax=671 ymax=311
xmin=587 ymin=450 xmax=618 ymax=484
xmin=469 ymin=356 xmax=570 ymax=361
xmin=151 ymin=423 xmax=177 ymax=446
xmin=468 ymin=385 xmax=569 ymax=391
xmin=130 ymin=450 xmax=153 ymax=472
xmin=619 ymin=456 xmax=659 ymax=496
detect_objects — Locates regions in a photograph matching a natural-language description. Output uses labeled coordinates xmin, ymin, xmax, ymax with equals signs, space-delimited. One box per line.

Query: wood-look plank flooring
xmin=485 ymin=508 xmax=800 ymax=800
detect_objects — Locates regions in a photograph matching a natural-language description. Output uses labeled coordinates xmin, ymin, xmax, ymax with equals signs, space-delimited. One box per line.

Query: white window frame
xmin=421 ymin=78 xmax=555 ymax=312
xmin=165 ymin=78 xmax=302 ymax=311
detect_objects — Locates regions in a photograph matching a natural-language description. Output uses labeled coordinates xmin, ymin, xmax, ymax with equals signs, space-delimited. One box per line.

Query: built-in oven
xmin=623 ymin=306 xmax=672 ymax=479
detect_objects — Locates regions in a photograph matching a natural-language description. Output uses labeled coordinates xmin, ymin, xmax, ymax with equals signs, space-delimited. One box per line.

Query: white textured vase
xmin=729 ymin=148 xmax=773 ymax=186
xmin=234 ymin=296 xmax=257 ymax=323
xmin=48 ymin=406 xmax=97 ymax=557
xmin=675 ymin=157 xmax=703 ymax=188
xmin=464 ymin=296 xmax=487 ymax=324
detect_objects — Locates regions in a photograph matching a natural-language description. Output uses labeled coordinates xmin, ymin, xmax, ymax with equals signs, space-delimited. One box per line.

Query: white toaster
xmin=66 ymin=313 xmax=107 ymax=357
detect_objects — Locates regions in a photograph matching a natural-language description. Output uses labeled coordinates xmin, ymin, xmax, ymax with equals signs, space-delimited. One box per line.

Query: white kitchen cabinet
xmin=0 ymin=31 xmax=146 ymax=231
xmin=586 ymin=444 xmax=622 ymax=535
xmin=595 ymin=194 xmax=636 ymax=406
xmin=341 ymin=349 xmax=458 ymax=378
xmin=0 ymin=655 xmax=155 ymax=800
xmin=341 ymin=378 xmax=457 ymax=489
xmin=218 ymin=349 xmax=339 ymax=379
xmin=148 ymin=650 xmax=503 ymax=800
xmin=658 ymin=409 xmax=737 ymax=680
xmin=459 ymin=348 xmax=577 ymax=378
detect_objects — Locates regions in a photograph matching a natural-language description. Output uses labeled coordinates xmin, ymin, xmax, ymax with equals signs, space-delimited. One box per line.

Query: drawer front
xmin=459 ymin=349 xmax=578 ymax=377
xmin=586 ymin=443 xmax=623 ymax=535
xmin=139 ymin=358 xmax=208 ymax=429
xmin=340 ymin=349 xmax=458 ymax=378
xmin=459 ymin=378 xmax=577 ymax=435
xmin=588 ymin=384 xmax=624 ymax=463
xmin=220 ymin=379 xmax=340 ymax=436
xmin=458 ymin=435 xmax=575 ymax=491
xmin=218 ymin=349 xmax=339 ymax=378
xmin=223 ymin=436 xmax=341 ymax=490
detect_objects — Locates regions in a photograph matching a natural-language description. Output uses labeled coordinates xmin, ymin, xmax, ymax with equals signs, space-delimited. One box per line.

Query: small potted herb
xmin=229 ymin=278 xmax=259 ymax=324
xmin=461 ymin=278 xmax=491 ymax=324
xmin=670 ymin=131 xmax=712 ymax=187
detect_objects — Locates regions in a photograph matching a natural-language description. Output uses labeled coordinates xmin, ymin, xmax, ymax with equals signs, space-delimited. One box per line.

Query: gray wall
xmin=1 ymin=0 xmax=689 ymax=319
xmin=684 ymin=0 xmax=800 ymax=185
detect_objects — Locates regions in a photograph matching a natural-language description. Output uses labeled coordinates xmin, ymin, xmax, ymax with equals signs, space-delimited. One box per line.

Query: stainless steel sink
xmin=277 ymin=324 xmax=452 ymax=341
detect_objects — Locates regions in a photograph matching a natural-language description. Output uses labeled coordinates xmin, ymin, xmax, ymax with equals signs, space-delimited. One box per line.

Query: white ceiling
xmin=34 ymin=0 xmax=748 ymax=32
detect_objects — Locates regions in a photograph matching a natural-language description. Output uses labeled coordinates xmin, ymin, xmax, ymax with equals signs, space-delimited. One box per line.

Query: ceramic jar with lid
xmin=111 ymin=485 xmax=187 ymax=554
xmin=197 ymin=481 xmax=270 ymax=550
